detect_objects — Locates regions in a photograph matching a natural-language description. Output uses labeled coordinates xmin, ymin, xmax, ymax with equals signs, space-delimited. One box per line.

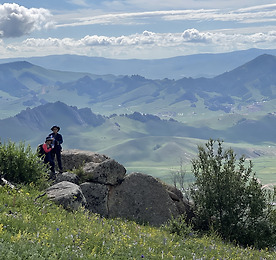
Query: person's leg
xmin=49 ymin=157 xmax=55 ymax=173
xmin=50 ymin=149 xmax=55 ymax=160
xmin=44 ymin=153 xmax=55 ymax=179
xmin=56 ymin=149 xmax=62 ymax=172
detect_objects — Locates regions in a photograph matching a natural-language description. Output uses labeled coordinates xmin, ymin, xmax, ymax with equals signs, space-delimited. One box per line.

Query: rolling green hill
xmin=1 ymin=102 xmax=276 ymax=185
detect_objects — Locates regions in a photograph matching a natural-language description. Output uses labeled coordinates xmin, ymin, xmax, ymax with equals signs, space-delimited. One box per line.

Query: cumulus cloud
xmin=20 ymin=28 xmax=276 ymax=49
xmin=3 ymin=28 xmax=276 ymax=59
xmin=182 ymin=29 xmax=212 ymax=43
xmin=22 ymin=31 xmax=161 ymax=48
xmin=0 ymin=3 xmax=53 ymax=38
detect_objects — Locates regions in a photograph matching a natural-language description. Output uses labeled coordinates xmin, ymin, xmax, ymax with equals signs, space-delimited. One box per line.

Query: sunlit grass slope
xmin=1 ymin=185 xmax=275 ymax=259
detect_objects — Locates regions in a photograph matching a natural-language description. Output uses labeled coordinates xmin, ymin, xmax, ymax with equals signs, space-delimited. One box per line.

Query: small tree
xmin=190 ymin=139 xmax=276 ymax=248
xmin=171 ymin=157 xmax=191 ymax=201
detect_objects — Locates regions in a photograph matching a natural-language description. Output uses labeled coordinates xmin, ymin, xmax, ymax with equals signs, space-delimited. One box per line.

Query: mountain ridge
xmin=1 ymin=53 xmax=276 ymax=120
xmin=2 ymin=48 xmax=276 ymax=79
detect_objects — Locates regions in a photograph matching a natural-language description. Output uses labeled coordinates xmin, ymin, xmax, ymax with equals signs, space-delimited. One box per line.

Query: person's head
xmin=51 ymin=125 xmax=60 ymax=133
xmin=45 ymin=137 xmax=54 ymax=144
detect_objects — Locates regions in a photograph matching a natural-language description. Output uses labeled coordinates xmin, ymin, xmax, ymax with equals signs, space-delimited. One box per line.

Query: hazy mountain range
xmin=1 ymin=53 xmax=276 ymax=121
xmin=1 ymin=48 xmax=276 ymax=80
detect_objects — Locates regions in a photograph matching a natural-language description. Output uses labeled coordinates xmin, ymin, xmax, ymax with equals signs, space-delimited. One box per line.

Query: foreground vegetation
xmin=0 ymin=185 xmax=276 ymax=259
xmin=0 ymin=140 xmax=276 ymax=259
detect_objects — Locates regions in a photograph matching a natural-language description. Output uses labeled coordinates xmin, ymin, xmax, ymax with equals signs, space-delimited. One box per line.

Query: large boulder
xmin=108 ymin=172 xmax=179 ymax=226
xmin=61 ymin=149 xmax=109 ymax=171
xmin=81 ymin=159 xmax=126 ymax=185
xmin=80 ymin=182 xmax=109 ymax=216
xmin=46 ymin=181 xmax=87 ymax=211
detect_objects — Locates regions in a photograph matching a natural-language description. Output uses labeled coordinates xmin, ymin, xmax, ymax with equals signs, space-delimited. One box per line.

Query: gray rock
xmin=61 ymin=149 xmax=109 ymax=171
xmin=82 ymin=159 xmax=126 ymax=185
xmin=163 ymin=184 xmax=187 ymax=215
xmin=55 ymin=172 xmax=80 ymax=184
xmin=108 ymin=172 xmax=179 ymax=226
xmin=165 ymin=184 xmax=184 ymax=201
xmin=80 ymin=182 xmax=109 ymax=216
xmin=0 ymin=177 xmax=15 ymax=189
xmin=46 ymin=181 xmax=86 ymax=211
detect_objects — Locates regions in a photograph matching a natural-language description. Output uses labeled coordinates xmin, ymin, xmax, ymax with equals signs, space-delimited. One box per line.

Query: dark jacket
xmin=48 ymin=132 xmax=63 ymax=151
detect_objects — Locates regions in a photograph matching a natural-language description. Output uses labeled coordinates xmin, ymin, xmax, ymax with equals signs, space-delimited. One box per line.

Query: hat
xmin=45 ymin=137 xmax=54 ymax=142
xmin=51 ymin=125 xmax=60 ymax=131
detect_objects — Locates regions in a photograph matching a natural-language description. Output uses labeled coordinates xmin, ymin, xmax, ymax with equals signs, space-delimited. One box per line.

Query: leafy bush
xmin=71 ymin=164 xmax=86 ymax=183
xmin=190 ymin=139 xmax=276 ymax=249
xmin=0 ymin=140 xmax=47 ymax=187
xmin=165 ymin=214 xmax=195 ymax=238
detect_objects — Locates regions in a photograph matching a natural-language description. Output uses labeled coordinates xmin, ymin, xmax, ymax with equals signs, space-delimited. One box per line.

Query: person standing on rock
xmin=48 ymin=125 xmax=63 ymax=173
xmin=43 ymin=136 xmax=55 ymax=179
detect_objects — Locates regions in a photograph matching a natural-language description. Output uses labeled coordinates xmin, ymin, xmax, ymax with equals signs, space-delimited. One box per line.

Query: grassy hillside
xmin=1 ymin=101 xmax=276 ymax=186
xmin=60 ymin=115 xmax=276 ymax=185
xmin=1 ymin=185 xmax=275 ymax=259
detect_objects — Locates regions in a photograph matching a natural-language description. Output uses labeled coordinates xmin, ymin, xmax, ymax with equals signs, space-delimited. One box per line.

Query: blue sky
xmin=1 ymin=1 xmax=276 ymax=59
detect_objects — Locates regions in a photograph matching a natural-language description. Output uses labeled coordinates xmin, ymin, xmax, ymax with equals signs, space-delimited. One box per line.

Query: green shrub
xmin=0 ymin=140 xmax=47 ymax=187
xmin=165 ymin=214 xmax=195 ymax=238
xmin=190 ymin=139 xmax=276 ymax=249
xmin=71 ymin=164 xmax=86 ymax=183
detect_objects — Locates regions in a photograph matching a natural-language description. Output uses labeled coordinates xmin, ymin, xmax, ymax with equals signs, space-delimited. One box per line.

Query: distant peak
xmin=251 ymin=53 xmax=276 ymax=62
xmin=0 ymin=60 xmax=34 ymax=70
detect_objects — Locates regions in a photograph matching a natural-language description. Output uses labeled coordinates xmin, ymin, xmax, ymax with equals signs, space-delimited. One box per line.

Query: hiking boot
xmin=49 ymin=171 xmax=56 ymax=180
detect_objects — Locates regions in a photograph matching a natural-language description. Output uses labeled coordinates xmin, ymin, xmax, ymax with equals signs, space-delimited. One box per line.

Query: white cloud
xmin=56 ymin=9 xmax=219 ymax=27
xmin=0 ymin=3 xmax=53 ymax=38
xmin=182 ymin=29 xmax=212 ymax=43
xmin=55 ymin=3 xmax=276 ymax=28
xmin=237 ymin=3 xmax=276 ymax=12
xmin=9 ymin=28 xmax=276 ymax=57
xmin=2 ymin=2 xmax=276 ymax=59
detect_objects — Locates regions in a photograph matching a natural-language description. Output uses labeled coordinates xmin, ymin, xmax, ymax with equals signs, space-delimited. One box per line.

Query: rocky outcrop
xmin=46 ymin=150 xmax=191 ymax=226
xmin=46 ymin=181 xmax=87 ymax=211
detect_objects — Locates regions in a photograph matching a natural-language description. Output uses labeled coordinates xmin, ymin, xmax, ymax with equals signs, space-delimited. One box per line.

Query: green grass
xmin=124 ymin=157 xmax=276 ymax=187
xmin=1 ymin=185 xmax=275 ymax=259
xmin=251 ymin=156 xmax=276 ymax=185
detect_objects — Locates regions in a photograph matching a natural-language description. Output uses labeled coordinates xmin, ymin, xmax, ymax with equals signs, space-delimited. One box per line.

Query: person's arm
xmin=58 ymin=134 xmax=63 ymax=145
xmin=43 ymin=143 xmax=52 ymax=153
